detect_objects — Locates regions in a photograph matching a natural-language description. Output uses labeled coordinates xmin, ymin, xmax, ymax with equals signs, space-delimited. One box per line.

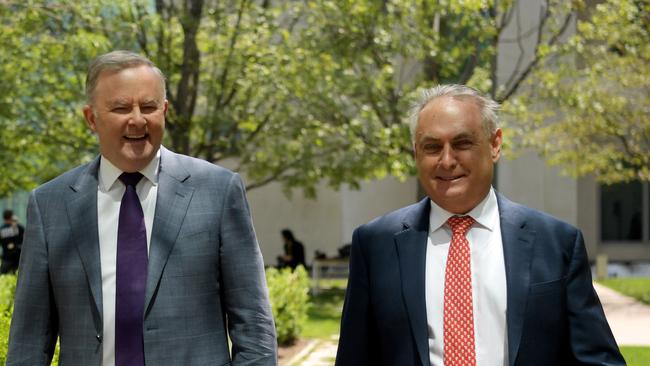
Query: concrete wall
xmin=244 ymin=176 xmax=417 ymax=266
xmin=340 ymin=176 xmax=418 ymax=247
xmin=245 ymin=181 xmax=342 ymax=266
xmin=497 ymin=152 xmax=578 ymax=226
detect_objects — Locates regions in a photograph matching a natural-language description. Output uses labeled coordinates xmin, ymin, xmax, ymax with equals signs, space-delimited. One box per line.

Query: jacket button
xmin=96 ymin=334 xmax=102 ymax=343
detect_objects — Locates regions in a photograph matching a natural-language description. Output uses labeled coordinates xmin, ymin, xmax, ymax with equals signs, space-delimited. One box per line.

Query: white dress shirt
xmin=426 ymin=188 xmax=508 ymax=366
xmin=97 ymin=151 xmax=159 ymax=366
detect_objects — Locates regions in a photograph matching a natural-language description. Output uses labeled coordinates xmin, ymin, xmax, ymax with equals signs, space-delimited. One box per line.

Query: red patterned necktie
xmin=444 ymin=216 xmax=476 ymax=366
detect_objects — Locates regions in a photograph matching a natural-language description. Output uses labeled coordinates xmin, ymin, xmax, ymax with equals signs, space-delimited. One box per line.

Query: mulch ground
xmin=278 ymin=338 xmax=311 ymax=365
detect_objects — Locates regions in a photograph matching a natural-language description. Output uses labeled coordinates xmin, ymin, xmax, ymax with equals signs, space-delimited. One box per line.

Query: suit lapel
xmin=395 ymin=198 xmax=431 ymax=366
xmin=145 ymin=148 xmax=194 ymax=314
xmin=497 ymin=193 xmax=535 ymax=366
xmin=66 ymin=157 xmax=103 ymax=322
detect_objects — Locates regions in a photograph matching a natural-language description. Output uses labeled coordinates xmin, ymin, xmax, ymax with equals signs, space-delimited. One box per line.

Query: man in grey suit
xmin=7 ymin=50 xmax=277 ymax=365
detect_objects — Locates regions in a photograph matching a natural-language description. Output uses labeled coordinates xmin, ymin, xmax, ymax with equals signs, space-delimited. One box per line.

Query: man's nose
xmin=129 ymin=106 xmax=146 ymax=126
xmin=439 ymin=145 xmax=457 ymax=169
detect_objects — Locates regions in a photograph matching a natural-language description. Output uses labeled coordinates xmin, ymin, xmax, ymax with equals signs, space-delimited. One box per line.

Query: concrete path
xmin=287 ymin=284 xmax=650 ymax=365
xmin=285 ymin=336 xmax=338 ymax=366
xmin=593 ymin=282 xmax=650 ymax=346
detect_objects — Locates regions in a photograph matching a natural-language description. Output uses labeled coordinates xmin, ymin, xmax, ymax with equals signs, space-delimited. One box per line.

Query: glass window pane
xmin=601 ymin=182 xmax=643 ymax=241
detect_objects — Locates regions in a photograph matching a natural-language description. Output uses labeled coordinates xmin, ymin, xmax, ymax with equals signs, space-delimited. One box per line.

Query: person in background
xmin=336 ymin=84 xmax=624 ymax=366
xmin=277 ymin=229 xmax=306 ymax=270
xmin=0 ymin=209 xmax=24 ymax=274
xmin=7 ymin=50 xmax=276 ymax=366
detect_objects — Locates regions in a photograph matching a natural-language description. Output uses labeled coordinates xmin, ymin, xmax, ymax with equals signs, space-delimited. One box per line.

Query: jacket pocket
xmin=529 ymin=277 xmax=566 ymax=296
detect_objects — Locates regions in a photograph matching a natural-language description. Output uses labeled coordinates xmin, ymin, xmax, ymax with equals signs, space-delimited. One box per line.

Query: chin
xmin=435 ymin=183 xmax=467 ymax=197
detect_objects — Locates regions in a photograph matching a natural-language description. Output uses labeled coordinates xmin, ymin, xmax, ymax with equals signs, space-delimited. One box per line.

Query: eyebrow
xmin=106 ymin=98 xmax=160 ymax=108
xmin=141 ymin=98 xmax=160 ymax=105
xmin=107 ymin=98 xmax=131 ymax=108
xmin=451 ymin=133 xmax=476 ymax=141
xmin=418 ymin=132 xmax=476 ymax=143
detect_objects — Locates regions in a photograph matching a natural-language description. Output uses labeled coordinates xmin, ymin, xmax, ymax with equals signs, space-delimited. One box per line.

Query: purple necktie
xmin=115 ymin=172 xmax=147 ymax=366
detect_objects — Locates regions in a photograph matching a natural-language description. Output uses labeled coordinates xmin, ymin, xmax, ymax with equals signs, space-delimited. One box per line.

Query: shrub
xmin=266 ymin=266 xmax=311 ymax=346
xmin=0 ymin=273 xmax=17 ymax=365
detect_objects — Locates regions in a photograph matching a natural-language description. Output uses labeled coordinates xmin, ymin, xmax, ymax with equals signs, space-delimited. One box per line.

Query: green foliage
xmin=508 ymin=0 xmax=649 ymax=183
xmin=598 ymin=277 xmax=650 ymax=305
xmin=0 ymin=274 xmax=17 ymax=365
xmin=266 ymin=266 xmax=311 ymax=346
xmin=0 ymin=2 xmax=110 ymax=196
xmin=0 ymin=0 xmax=644 ymax=197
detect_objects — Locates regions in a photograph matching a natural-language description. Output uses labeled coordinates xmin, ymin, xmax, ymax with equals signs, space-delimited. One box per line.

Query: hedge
xmin=0 ymin=274 xmax=16 ymax=364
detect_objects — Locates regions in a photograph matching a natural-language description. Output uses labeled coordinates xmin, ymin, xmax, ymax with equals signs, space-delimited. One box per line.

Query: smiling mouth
xmin=437 ymin=175 xmax=465 ymax=182
xmin=123 ymin=134 xmax=147 ymax=141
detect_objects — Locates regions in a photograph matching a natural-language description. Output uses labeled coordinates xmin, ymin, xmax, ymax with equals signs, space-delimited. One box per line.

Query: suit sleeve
xmin=219 ymin=173 xmax=277 ymax=365
xmin=335 ymin=227 xmax=376 ymax=366
xmin=6 ymin=191 xmax=58 ymax=365
xmin=566 ymin=229 xmax=626 ymax=365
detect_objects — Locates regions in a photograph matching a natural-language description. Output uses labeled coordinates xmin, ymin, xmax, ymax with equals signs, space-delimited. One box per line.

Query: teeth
xmin=125 ymin=135 xmax=145 ymax=139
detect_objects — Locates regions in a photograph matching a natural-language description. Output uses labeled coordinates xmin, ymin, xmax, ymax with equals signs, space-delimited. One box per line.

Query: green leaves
xmin=0 ymin=1 xmax=115 ymax=197
xmin=0 ymin=274 xmax=17 ymax=365
xmin=1 ymin=0 xmax=646 ymax=198
xmin=508 ymin=0 xmax=649 ymax=183
xmin=266 ymin=266 xmax=311 ymax=346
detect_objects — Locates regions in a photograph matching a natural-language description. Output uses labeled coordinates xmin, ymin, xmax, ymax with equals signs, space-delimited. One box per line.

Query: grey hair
xmin=408 ymin=84 xmax=500 ymax=143
xmin=85 ymin=50 xmax=167 ymax=105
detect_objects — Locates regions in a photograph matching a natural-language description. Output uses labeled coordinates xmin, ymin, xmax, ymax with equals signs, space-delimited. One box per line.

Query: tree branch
xmin=217 ymin=0 xmax=249 ymax=108
xmin=498 ymin=3 xmax=574 ymax=102
xmin=502 ymin=2 xmax=529 ymax=93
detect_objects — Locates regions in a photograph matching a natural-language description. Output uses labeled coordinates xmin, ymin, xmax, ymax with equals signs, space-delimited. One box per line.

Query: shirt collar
xmin=98 ymin=149 xmax=160 ymax=192
xmin=429 ymin=187 xmax=499 ymax=233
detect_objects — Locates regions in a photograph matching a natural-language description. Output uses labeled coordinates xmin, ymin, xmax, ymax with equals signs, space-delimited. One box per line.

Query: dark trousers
xmin=0 ymin=257 xmax=19 ymax=274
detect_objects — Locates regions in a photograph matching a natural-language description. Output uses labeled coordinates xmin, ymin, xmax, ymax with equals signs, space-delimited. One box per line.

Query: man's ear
xmin=163 ymin=99 xmax=169 ymax=114
xmin=491 ymin=128 xmax=503 ymax=162
xmin=83 ymin=105 xmax=97 ymax=133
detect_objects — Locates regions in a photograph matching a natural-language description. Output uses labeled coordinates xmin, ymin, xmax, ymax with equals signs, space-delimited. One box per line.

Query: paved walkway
xmin=288 ymin=284 xmax=650 ymax=365
xmin=285 ymin=336 xmax=338 ymax=366
xmin=593 ymin=282 xmax=650 ymax=346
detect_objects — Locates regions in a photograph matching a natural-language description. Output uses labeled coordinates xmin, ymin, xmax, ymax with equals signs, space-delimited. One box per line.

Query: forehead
xmin=416 ymin=96 xmax=482 ymax=138
xmin=93 ymin=66 xmax=164 ymax=101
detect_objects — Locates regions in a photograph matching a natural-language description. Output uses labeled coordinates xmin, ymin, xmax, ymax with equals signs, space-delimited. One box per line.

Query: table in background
xmin=311 ymin=258 xmax=349 ymax=295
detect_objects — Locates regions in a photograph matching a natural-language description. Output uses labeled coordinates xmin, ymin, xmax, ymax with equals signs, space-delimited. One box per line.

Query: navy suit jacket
xmin=336 ymin=193 xmax=625 ymax=366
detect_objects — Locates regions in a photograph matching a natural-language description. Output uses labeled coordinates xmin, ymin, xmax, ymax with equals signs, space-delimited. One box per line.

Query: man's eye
xmin=141 ymin=106 xmax=157 ymax=114
xmin=112 ymin=107 xmax=130 ymax=113
xmin=422 ymin=144 xmax=441 ymax=153
xmin=455 ymin=140 xmax=473 ymax=149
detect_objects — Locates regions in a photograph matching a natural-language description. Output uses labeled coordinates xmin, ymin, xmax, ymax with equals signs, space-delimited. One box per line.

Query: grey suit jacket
xmin=7 ymin=147 xmax=277 ymax=365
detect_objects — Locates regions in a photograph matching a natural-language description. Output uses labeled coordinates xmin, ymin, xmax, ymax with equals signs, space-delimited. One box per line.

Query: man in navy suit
xmin=336 ymin=84 xmax=624 ymax=366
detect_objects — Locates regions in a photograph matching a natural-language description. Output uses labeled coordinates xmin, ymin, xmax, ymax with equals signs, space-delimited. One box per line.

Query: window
xmin=600 ymin=181 xmax=649 ymax=242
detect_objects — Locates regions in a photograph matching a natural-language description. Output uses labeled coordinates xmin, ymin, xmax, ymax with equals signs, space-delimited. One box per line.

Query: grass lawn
xmin=302 ymin=279 xmax=346 ymax=339
xmin=597 ymin=277 xmax=650 ymax=305
xmin=620 ymin=346 xmax=650 ymax=366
